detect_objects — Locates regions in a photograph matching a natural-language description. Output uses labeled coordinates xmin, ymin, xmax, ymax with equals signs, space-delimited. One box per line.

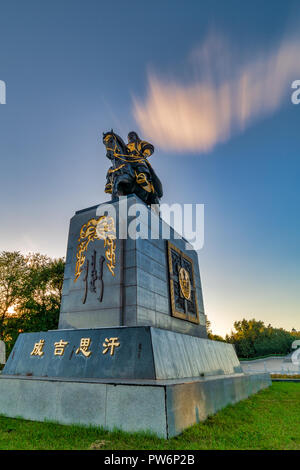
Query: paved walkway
xmin=241 ymin=356 xmax=300 ymax=375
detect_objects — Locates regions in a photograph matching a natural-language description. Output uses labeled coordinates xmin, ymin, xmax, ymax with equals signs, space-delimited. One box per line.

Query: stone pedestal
xmin=3 ymin=327 xmax=243 ymax=380
xmin=0 ymin=196 xmax=271 ymax=437
xmin=58 ymin=195 xmax=207 ymax=338
xmin=0 ymin=373 xmax=271 ymax=438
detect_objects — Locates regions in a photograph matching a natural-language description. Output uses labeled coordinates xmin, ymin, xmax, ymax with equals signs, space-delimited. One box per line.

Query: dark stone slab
xmin=3 ymin=327 xmax=155 ymax=380
xmin=3 ymin=326 xmax=239 ymax=381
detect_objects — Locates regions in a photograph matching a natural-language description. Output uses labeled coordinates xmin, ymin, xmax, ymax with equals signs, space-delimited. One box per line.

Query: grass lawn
xmin=0 ymin=382 xmax=299 ymax=450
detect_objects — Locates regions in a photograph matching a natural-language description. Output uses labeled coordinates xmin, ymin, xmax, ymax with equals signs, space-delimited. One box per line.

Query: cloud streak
xmin=133 ymin=34 xmax=300 ymax=153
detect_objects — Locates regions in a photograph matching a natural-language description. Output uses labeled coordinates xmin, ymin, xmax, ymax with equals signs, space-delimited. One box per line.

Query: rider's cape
xmin=114 ymin=133 xmax=163 ymax=199
xmin=146 ymin=161 xmax=163 ymax=198
xmin=138 ymin=140 xmax=163 ymax=198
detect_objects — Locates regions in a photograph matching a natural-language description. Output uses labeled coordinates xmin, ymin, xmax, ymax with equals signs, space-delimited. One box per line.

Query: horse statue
xmin=102 ymin=130 xmax=163 ymax=208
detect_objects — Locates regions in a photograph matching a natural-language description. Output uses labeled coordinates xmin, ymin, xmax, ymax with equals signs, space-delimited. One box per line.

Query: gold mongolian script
xmin=74 ymin=215 xmax=116 ymax=282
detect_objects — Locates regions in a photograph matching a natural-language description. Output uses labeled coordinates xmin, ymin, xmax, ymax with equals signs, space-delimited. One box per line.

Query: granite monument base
xmin=0 ymin=372 xmax=270 ymax=438
xmin=0 ymin=326 xmax=271 ymax=437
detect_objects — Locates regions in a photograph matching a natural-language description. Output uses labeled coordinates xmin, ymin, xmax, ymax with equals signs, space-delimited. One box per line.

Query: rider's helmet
xmin=128 ymin=131 xmax=140 ymax=143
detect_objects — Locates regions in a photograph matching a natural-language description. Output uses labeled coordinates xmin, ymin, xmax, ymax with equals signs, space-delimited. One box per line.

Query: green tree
xmin=226 ymin=318 xmax=296 ymax=358
xmin=0 ymin=251 xmax=29 ymax=340
xmin=0 ymin=251 xmax=65 ymax=356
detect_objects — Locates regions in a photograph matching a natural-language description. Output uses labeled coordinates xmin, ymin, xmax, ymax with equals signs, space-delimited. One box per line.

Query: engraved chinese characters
xmin=54 ymin=340 xmax=69 ymax=356
xmin=30 ymin=337 xmax=121 ymax=358
xmin=102 ymin=337 xmax=120 ymax=356
xmin=75 ymin=338 xmax=92 ymax=357
xmin=30 ymin=339 xmax=45 ymax=357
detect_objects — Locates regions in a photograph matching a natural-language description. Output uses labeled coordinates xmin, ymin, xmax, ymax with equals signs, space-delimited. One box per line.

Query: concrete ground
xmin=241 ymin=355 xmax=300 ymax=375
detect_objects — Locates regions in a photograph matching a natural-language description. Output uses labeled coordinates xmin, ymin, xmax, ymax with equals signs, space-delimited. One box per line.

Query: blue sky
xmin=0 ymin=0 xmax=299 ymax=336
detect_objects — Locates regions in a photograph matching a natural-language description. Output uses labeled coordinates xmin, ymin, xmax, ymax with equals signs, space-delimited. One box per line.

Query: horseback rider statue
xmin=102 ymin=130 xmax=163 ymax=207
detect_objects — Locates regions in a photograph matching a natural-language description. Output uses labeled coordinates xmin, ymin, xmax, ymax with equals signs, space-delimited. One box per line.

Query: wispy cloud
xmin=133 ymin=33 xmax=300 ymax=153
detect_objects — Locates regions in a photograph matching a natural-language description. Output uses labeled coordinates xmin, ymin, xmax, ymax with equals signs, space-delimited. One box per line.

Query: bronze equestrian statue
xmin=102 ymin=130 xmax=163 ymax=207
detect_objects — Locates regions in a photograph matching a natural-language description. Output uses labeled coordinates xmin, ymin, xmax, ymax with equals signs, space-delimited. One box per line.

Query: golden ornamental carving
xmin=178 ymin=267 xmax=191 ymax=301
xmin=74 ymin=215 xmax=116 ymax=282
